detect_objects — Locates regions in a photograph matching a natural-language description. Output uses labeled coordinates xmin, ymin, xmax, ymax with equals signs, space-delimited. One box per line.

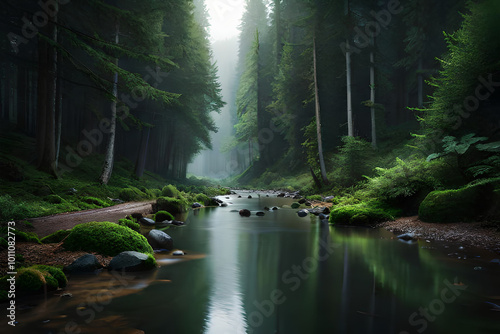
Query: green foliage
xmin=194 ymin=193 xmax=211 ymax=206
xmin=81 ymin=196 xmax=109 ymax=207
xmin=302 ymin=117 xmax=319 ymax=171
xmin=119 ymin=187 xmax=147 ymax=202
xmin=331 ymin=137 xmax=375 ymax=186
xmin=31 ymin=265 xmax=67 ymax=288
xmin=155 ymin=197 xmax=188 ymax=215
xmin=427 ymin=133 xmax=487 ymax=161
xmin=63 ymin=221 xmax=153 ymax=256
xmin=40 ymin=230 xmax=71 ymax=244
xmin=118 ymin=218 xmax=141 ymax=232
xmin=161 ymin=184 xmax=180 ymax=198
xmin=154 ymin=211 xmax=174 ymax=222
xmin=329 ymin=203 xmax=394 ymax=226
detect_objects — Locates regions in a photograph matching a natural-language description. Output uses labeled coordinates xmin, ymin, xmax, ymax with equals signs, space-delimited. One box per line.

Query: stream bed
xmin=11 ymin=192 xmax=500 ymax=334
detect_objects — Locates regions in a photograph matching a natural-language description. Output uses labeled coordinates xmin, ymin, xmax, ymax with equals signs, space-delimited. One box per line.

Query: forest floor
xmin=377 ymin=216 xmax=500 ymax=254
xmin=0 ymin=201 xmax=155 ymax=276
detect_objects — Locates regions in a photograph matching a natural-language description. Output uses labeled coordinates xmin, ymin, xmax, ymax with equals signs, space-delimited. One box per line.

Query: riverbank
xmin=377 ymin=216 xmax=500 ymax=254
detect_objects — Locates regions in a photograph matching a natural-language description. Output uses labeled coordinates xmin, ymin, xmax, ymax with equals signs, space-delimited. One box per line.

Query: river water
xmin=11 ymin=192 xmax=500 ymax=334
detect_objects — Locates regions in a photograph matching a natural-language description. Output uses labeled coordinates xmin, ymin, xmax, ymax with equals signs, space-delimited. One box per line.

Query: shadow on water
xmin=11 ymin=192 xmax=500 ymax=334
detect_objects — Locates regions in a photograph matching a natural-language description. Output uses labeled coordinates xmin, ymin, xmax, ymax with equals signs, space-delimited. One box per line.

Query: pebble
xmin=172 ymin=250 xmax=184 ymax=256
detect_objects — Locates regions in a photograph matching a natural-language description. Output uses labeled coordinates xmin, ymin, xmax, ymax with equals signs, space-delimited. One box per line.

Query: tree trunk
xmin=17 ymin=64 xmax=27 ymax=132
xmin=36 ymin=5 xmax=58 ymax=177
xmin=313 ymin=37 xmax=329 ymax=185
xmin=55 ymin=42 xmax=64 ymax=167
xmin=417 ymin=57 xmax=423 ymax=108
xmin=134 ymin=124 xmax=152 ymax=179
xmin=370 ymin=38 xmax=377 ymax=149
xmin=99 ymin=21 xmax=119 ymax=185
xmin=346 ymin=38 xmax=353 ymax=137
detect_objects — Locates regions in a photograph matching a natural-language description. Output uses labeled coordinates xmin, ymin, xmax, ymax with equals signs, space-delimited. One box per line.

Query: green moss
xmin=118 ymin=218 xmax=141 ymax=232
xmin=161 ymin=184 xmax=180 ymax=198
xmin=40 ymin=230 xmax=71 ymax=244
xmin=119 ymin=187 xmax=147 ymax=202
xmin=194 ymin=193 xmax=212 ymax=206
xmin=329 ymin=204 xmax=394 ymax=226
xmin=44 ymin=194 xmax=64 ymax=204
xmin=418 ymin=181 xmax=497 ymax=223
xmin=81 ymin=196 xmax=109 ymax=207
xmin=63 ymin=221 xmax=153 ymax=256
xmin=154 ymin=211 xmax=174 ymax=222
xmin=306 ymin=195 xmax=323 ymax=201
xmin=14 ymin=266 xmax=66 ymax=294
xmin=291 ymin=202 xmax=300 ymax=209
xmin=147 ymin=188 xmax=162 ymax=198
xmin=0 ymin=227 xmax=40 ymax=244
xmin=156 ymin=197 xmax=188 ymax=215
xmin=145 ymin=254 xmax=157 ymax=268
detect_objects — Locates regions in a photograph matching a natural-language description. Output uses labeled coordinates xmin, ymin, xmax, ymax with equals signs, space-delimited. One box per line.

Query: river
xmin=11 ymin=192 xmax=500 ymax=333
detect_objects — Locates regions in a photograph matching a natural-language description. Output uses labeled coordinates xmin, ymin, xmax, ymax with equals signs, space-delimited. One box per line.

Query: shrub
xmin=118 ymin=218 xmax=141 ymax=232
xmin=161 ymin=184 xmax=180 ymax=198
xmin=154 ymin=211 xmax=174 ymax=222
xmin=155 ymin=197 xmax=188 ymax=215
xmin=119 ymin=187 xmax=146 ymax=202
xmin=194 ymin=193 xmax=214 ymax=206
xmin=40 ymin=230 xmax=71 ymax=244
xmin=147 ymin=188 xmax=162 ymax=199
xmin=329 ymin=203 xmax=394 ymax=226
xmin=331 ymin=136 xmax=376 ymax=186
xmin=63 ymin=221 xmax=153 ymax=256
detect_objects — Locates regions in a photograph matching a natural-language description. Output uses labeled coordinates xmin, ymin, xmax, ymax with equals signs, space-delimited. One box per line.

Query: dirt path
xmin=27 ymin=201 xmax=155 ymax=238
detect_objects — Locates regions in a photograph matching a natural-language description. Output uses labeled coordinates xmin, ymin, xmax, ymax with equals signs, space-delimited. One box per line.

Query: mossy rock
xmin=16 ymin=266 xmax=66 ymax=293
xmin=306 ymin=195 xmax=323 ymax=201
xmin=161 ymin=184 xmax=180 ymax=198
xmin=194 ymin=193 xmax=213 ymax=206
xmin=118 ymin=218 xmax=141 ymax=232
xmin=0 ymin=227 xmax=40 ymax=244
xmin=329 ymin=205 xmax=394 ymax=226
xmin=291 ymin=202 xmax=301 ymax=209
xmin=81 ymin=196 xmax=108 ymax=207
xmin=154 ymin=211 xmax=174 ymax=222
xmin=119 ymin=187 xmax=146 ymax=202
xmin=155 ymin=197 xmax=188 ymax=215
xmin=418 ymin=182 xmax=495 ymax=223
xmin=63 ymin=221 xmax=153 ymax=256
xmin=41 ymin=230 xmax=71 ymax=244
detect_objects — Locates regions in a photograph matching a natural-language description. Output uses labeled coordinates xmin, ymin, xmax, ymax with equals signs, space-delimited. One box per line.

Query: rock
xmin=108 ymin=251 xmax=156 ymax=272
xmin=139 ymin=217 xmax=155 ymax=226
xmin=67 ymin=188 xmax=78 ymax=195
xmin=397 ymin=232 xmax=416 ymax=241
xmin=192 ymin=202 xmax=202 ymax=208
xmin=293 ymin=195 xmax=302 ymax=200
xmin=171 ymin=220 xmax=185 ymax=226
xmin=297 ymin=209 xmax=309 ymax=217
xmin=64 ymin=254 xmax=102 ymax=274
xmin=291 ymin=202 xmax=300 ymax=209
xmin=238 ymin=195 xmax=242 ymax=198
xmin=264 ymin=206 xmax=270 ymax=211
xmin=298 ymin=198 xmax=306 ymax=204
xmin=239 ymin=209 xmax=251 ymax=217
xmin=277 ymin=193 xmax=285 ymax=197
xmin=220 ymin=202 xmax=228 ymax=207
xmin=320 ymin=219 xmax=329 ymax=225
xmin=248 ymin=195 xmax=253 ymax=199
xmin=225 ymin=197 xmax=230 ymax=199
xmin=324 ymin=196 xmax=335 ymax=202
xmin=309 ymin=207 xmax=329 ymax=215
xmin=319 ymin=213 xmax=329 ymax=220
xmin=256 ymin=211 xmax=265 ymax=216
xmin=272 ymin=207 xmax=279 ymax=211
xmin=146 ymin=229 xmax=174 ymax=250
xmin=156 ymin=220 xmax=172 ymax=226
xmin=305 ymin=202 xmax=311 ymax=206
xmin=60 ymin=293 xmax=73 ymax=298
xmin=172 ymin=250 xmax=184 ymax=256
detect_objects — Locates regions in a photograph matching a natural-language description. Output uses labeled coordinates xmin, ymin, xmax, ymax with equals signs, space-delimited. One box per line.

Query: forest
xmin=0 ymin=1 xmax=499 ymax=333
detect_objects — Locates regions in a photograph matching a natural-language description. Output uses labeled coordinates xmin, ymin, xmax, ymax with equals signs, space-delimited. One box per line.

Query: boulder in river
xmin=192 ymin=202 xmax=202 ymax=208
xmin=146 ymin=229 xmax=174 ymax=250
xmin=297 ymin=209 xmax=309 ymax=217
xmin=239 ymin=209 xmax=251 ymax=217
xmin=256 ymin=211 xmax=265 ymax=216
xmin=139 ymin=217 xmax=156 ymax=226
xmin=397 ymin=232 xmax=416 ymax=241
xmin=108 ymin=251 xmax=156 ymax=272
xmin=64 ymin=254 xmax=102 ymax=274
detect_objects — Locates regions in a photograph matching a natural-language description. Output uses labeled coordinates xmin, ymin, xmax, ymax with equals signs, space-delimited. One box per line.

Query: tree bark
xmin=36 ymin=5 xmax=58 ymax=177
xmin=345 ymin=0 xmax=353 ymax=137
xmin=313 ymin=37 xmax=329 ymax=185
xmin=99 ymin=21 xmax=119 ymax=185
xmin=417 ymin=57 xmax=423 ymax=108
xmin=370 ymin=38 xmax=377 ymax=149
